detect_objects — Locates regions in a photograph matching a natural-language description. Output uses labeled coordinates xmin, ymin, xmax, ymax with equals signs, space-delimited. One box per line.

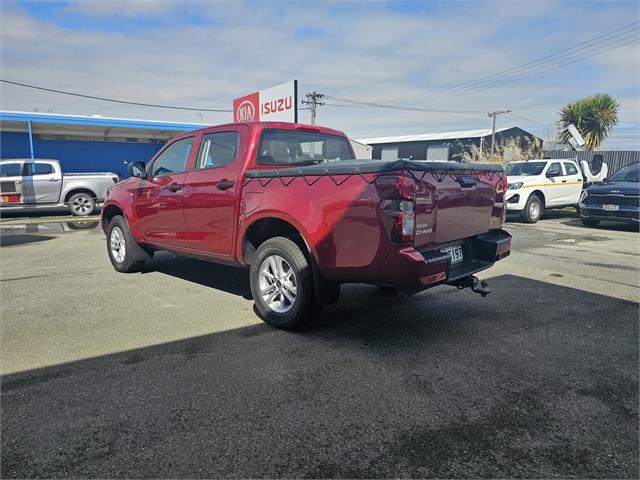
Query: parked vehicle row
xmin=504 ymin=158 xmax=639 ymax=227
xmin=102 ymin=121 xmax=511 ymax=329
xmin=0 ymin=159 xmax=118 ymax=216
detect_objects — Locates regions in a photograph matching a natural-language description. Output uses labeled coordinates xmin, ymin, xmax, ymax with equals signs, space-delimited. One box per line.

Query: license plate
xmin=602 ymin=204 xmax=620 ymax=211
xmin=442 ymin=245 xmax=464 ymax=264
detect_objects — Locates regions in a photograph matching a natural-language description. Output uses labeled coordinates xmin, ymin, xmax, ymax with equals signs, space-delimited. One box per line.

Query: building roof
xmin=0 ymin=110 xmax=206 ymax=140
xmin=357 ymin=127 xmax=514 ymax=145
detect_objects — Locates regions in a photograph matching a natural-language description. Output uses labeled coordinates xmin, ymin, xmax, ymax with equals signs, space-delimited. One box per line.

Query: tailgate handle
xmin=457 ymin=175 xmax=478 ymax=188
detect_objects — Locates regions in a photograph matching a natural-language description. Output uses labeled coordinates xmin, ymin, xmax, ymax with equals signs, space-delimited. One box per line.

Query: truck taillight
xmin=377 ymin=175 xmax=416 ymax=244
xmin=1 ymin=194 xmax=21 ymax=203
xmin=496 ymin=174 xmax=507 ymax=194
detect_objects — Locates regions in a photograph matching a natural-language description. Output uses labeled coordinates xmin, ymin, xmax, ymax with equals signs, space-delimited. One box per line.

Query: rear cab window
xmin=257 ymin=129 xmax=354 ymax=166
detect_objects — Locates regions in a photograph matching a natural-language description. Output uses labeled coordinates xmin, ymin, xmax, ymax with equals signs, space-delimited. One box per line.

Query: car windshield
xmin=257 ymin=129 xmax=355 ymax=165
xmin=505 ymin=161 xmax=547 ymax=176
xmin=608 ymin=163 xmax=640 ymax=182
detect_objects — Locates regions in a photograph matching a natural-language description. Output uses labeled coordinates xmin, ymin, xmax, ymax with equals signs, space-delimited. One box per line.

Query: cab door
xmin=561 ymin=161 xmax=584 ymax=204
xmin=134 ymin=136 xmax=195 ymax=248
xmin=181 ymin=125 xmax=248 ymax=257
xmin=22 ymin=162 xmax=62 ymax=204
xmin=543 ymin=161 xmax=564 ymax=207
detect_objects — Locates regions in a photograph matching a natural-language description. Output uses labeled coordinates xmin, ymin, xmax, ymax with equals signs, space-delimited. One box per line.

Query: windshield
xmin=608 ymin=163 xmax=640 ymax=182
xmin=257 ymin=129 xmax=355 ymax=165
xmin=505 ymin=161 xmax=547 ymax=176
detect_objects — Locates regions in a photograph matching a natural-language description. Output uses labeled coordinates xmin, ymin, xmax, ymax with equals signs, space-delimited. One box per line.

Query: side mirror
xmin=128 ymin=162 xmax=147 ymax=179
xmin=546 ymin=170 xmax=560 ymax=179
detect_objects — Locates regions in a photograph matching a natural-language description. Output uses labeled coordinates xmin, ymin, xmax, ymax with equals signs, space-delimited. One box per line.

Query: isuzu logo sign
xmin=233 ymin=80 xmax=298 ymax=123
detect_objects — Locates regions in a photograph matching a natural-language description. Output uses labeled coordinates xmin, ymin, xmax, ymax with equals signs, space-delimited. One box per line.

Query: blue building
xmin=0 ymin=111 xmax=204 ymax=178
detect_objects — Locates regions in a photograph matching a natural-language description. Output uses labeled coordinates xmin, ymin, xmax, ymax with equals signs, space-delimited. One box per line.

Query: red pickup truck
xmin=102 ymin=121 xmax=511 ymax=329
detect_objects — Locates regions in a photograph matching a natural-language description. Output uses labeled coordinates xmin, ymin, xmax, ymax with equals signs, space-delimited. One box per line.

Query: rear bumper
xmin=380 ymin=229 xmax=512 ymax=291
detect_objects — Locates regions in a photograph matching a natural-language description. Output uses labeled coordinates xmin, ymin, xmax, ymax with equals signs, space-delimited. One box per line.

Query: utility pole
xmin=302 ymin=91 xmax=325 ymax=125
xmin=487 ymin=110 xmax=511 ymax=155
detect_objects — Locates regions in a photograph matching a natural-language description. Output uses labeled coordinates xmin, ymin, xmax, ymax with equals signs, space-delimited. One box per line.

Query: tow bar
xmin=455 ymin=275 xmax=491 ymax=297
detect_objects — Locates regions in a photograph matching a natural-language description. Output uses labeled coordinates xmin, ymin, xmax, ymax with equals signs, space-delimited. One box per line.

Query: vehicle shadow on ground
xmin=0 ymin=234 xmax=55 ymax=247
xmin=506 ymin=208 xmax=579 ymax=224
xmin=141 ymin=251 xmax=252 ymax=299
xmin=561 ymin=218 xmax=640 ymax=232
xmin=1 ymin=275 xmax=638 ymax=479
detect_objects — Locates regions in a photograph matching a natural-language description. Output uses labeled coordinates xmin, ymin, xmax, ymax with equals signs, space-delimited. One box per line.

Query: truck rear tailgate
xmin=413 ymin=172 xmax=502 ymax=248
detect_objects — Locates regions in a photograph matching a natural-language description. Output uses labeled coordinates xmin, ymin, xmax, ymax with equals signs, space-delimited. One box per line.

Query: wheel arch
xmin=241 ymin=215 xmax=316 ymax=266
xmin=529 ymin=189 xmax=546 ymax=206
xmin=64 ymin=188 xmax=97 ymax=203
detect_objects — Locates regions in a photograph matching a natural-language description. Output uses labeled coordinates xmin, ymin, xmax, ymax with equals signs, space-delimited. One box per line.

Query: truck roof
xmin=188 ymin=121 xmax=347 ymax=138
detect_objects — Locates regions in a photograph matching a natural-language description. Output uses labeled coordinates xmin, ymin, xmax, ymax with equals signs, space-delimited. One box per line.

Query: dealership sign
xmin=233 ymin=80 xmax=298 ymax=123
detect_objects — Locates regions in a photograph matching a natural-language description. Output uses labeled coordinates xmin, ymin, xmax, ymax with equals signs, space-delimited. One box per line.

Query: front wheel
xmin=107 ymin=215 xmax=145 ymax=273
xmin=521 ymin=195 xmax=543 ymax=223
xmin=250 ymin=237 xmax=317 ymax=329
xmin=68 ymin=192 xmax=96 ymax=216
xmin=581 ymin=218 xmax=600 ymax=227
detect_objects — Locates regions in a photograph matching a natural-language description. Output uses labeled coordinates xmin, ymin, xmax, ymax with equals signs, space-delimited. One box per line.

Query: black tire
xmin=376 ymin=285 xmax=398 ymax=294
xmin=250 ymin=237 xmax=317 ymax=329
xmin=581 ymin=218 xmax=600 ymax=227
xmin=68 ymin=192 xmax=96 ymax=216
xmin=521 ymin=194 xmax=543 ymax=223
xmin=106 ymin=215 xmax=145 ymax=273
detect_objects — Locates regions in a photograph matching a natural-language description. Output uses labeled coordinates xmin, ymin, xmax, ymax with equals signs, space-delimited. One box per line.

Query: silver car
xmin=0 ymin=159 xmax=119 ymax=216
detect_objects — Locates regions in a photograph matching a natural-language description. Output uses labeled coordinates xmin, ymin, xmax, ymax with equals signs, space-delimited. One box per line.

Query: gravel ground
xmin=1 ymin=211 xmax=638 ymax=478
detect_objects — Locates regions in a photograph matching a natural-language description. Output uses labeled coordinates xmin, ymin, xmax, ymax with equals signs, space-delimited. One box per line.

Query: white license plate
xmin=442 ymin=245 xmax=464 ymax=264
xmin=602 ymin=204 xmax=620 ymax=211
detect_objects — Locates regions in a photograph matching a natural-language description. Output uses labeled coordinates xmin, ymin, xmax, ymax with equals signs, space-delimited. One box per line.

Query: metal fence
xmin=542 ymin=150 xmax=640 ymax=175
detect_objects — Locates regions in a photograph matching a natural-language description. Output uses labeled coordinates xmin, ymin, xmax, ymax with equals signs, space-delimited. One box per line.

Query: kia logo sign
xmin=233 ymin=80 xmax=298 ymax=123
xmin=236 ymin=100 xmax=255 ymax=122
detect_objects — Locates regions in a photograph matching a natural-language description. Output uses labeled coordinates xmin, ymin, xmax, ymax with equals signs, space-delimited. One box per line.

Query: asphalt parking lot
xmin=1 ymin=211 xmax=638 ymax=478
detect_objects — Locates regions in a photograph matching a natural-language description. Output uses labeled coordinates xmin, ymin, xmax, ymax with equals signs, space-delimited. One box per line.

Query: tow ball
xmin=456 ymin=275 xmax=491 ymax=297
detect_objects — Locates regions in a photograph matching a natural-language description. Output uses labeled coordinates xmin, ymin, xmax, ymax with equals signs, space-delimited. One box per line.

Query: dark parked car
xmin=580 ymin=162 xmax=639 ymax=227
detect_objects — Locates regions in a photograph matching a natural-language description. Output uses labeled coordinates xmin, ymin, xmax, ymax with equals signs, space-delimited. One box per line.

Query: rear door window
xmin=563 ymin=162 xmax=579 ymax=176
xmin=151 ymin=137 xmax=194 ymax=176
xmin=196 ymin=132 xmax=239 ymax=169
xmin=26 ymin=163 xmax=54 ymax=176
xmin=0 ymin=163 xmax=22 ymax=177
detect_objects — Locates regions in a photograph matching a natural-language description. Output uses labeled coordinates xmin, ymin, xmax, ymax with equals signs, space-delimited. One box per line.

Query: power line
xmin=328 ymin=21 xmax=639 ymax=109
xmin=323 ymin=95 xmax=490 ymax=114
xmin=382 ymin=21 xmax=639 ymax=105
xmin=400 ymin=33 xmax=640 ymax=104
xmin=0 ymin=79 xmax=232 ymax=112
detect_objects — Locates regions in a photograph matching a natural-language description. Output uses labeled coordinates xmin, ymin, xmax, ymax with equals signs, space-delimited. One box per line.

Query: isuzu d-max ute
xmin=102 ymin=122 xmax=511 ymax=328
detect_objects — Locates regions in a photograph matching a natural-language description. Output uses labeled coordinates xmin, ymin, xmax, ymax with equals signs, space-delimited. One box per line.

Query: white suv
xmin=505 ymin=159 xmax=584 ymax=223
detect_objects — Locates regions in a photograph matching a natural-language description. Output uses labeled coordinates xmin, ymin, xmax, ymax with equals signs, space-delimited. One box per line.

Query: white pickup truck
xmin=0 ymin=159 xmax=119 ymax=216
xmin=505 ymin=159 xmax=584 ymax=223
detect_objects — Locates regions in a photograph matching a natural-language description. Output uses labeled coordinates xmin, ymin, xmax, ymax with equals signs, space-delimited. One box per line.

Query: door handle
xmin=167 ymin=183 xmax=182 ymax=192
xmin=562 ymin=180 xmax=567 ymax=183
xmin=216 ymin=179 xmax=235 ymax=191
xmin=49 ymin=178 xmax=60 ymax=182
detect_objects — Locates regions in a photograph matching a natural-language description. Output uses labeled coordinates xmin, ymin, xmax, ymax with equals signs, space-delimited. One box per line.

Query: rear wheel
xmin=521 ymin=195 xmax=543 ymax=223
xmin=250 ymin=237 xmax=317 ymax=329
xmin=581 ymin=218 xmax=600 ymax=227
xmin=107 ymin=215 xmax=145 ymax=273
xmin=68 ymin=192 xmax=96 ymax=216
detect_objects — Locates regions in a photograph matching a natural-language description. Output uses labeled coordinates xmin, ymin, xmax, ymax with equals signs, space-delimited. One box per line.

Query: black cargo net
xmin=242 ymin=160 xmax=503 ymax=188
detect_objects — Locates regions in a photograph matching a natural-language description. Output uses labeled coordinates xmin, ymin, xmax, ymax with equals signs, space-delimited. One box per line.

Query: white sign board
xmin=233 ymin=80 xmax=298 ymax=123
